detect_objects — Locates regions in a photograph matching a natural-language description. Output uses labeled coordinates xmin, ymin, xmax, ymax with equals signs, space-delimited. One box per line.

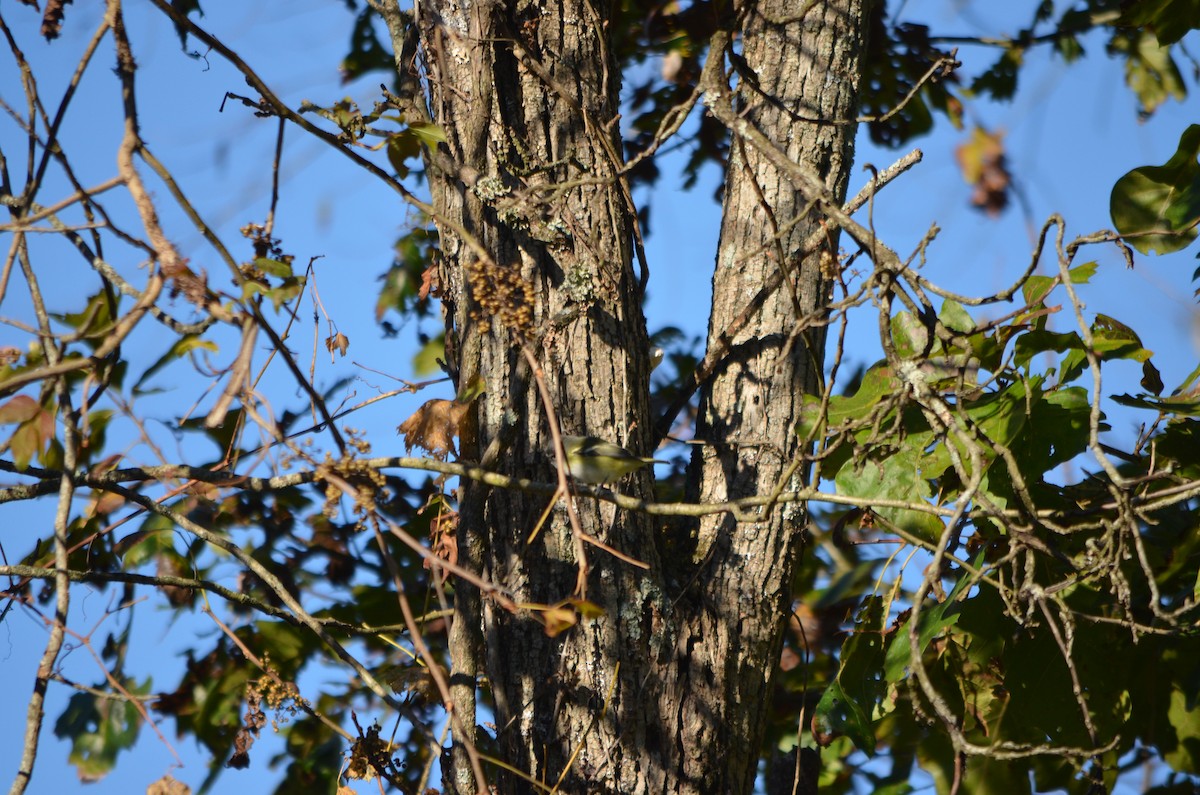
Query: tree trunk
xmin=409 ymin=1 xmax=668 ymax=793
xmin=676 ymin=0 xmax=864 ymax=792
xmin=394 ymin=0 xmax=868 ymax=792
xmin=675 ymin=1 xmax=867 ymax=791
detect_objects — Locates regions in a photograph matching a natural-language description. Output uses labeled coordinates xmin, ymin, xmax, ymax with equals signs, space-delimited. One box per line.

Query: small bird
xmin=561 ymin=435 xmax=667 ymax=485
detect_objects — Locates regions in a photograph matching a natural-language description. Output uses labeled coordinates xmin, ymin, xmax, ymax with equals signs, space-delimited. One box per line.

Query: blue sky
xmin=1 ymin=2 xmax=1197 ymax=793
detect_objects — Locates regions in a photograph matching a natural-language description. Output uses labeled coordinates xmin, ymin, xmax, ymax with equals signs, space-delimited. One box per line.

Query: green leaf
xmin=970 ymin=47 xmax=1022 ymax=102
xmin=951 ymin=378 xmax=1039 ymax=477
xmin=456 ymin=372 xmax=486 ymax=404
xmin=814 ymin=596 xmax=889 ymax=754
xmin=890 ymin=311 xmax=927 ymax=358
xmin=274 ymin=718 xmax=346 ymax=792
xmin=1112 ymin=30 xmax=1189 ymax=118
xmin=253 ymin=620 xmax=321 ymax=679
xmin=1053 ymin=32 xmax=1084 ymax=63
xmin=835 ymin=446 xmax=945 ymax=543
xmin=1011 ymin=328 xmax=1089 ymax=386
xmin=1110 ymin=124 xmax=1200 ymax=255
xmin=387 ymin=130 xmax=421 ymax=178
xmin=967 ymin=324 xmax=1020 ymax=373
xmin=41 ymin=436 xmax=65 ymax=470
xmin=11 ymin=420 xmax=40 ymax=471
xmin=1126 ymin=642 xmax=1200 ymax=775
xmin=412 ymin=333 xmax=445 ymax=376
xmin=1112 ymin=392 xmax=1200 ymax=416
xmin=254 ymin=257 xmax=294 ymax=278
xmin=341 ymin=7 xmax=393 ymax=81
xmin=134 ymin=334 xmax=219 ymax=392
xmin=938 ymin=299 xmax=974 ymax=334
xmin=169 ymin=0 xmax=204 ymax=52
xmin=408 ymin=122 xmax=447 ymax=148
xmin=243 ymin=276 xmax=306 ymax=312
xmin=1014 ymin=330 xmax=1082 ymax=371
xmin=54 ymin=290 xmax=117 ymax=348
xmin=1067 ymin=260 xmax=1098 ymax=284
xmin=1093 ymin=313 xmax=1154 ymax=362
xmin=884 ymin=560 xmax=975 ymax=683
xmin=1156 ymin=419 xmax=1200 ymax=478
xmin=813 ymin=679 xmax=875 ymax=755
xmin=1020 ymin=273 xmax=1055 ymax=310
xmin=1021 ymin=386 xmax=1091 ymax=470
xmin=1175 ymin=360 xmax=1200 ymax=396
xmin=177 ymin=408 xmax=248 ymax=455
xmin=1 ymin=396 xmax=54 ymax=471
xmin=79 ymin=409 xmax=114 ymax=466
xmin=121 ymin=513 xmax=177 ymax=569
xmin=54 ymin=680 xmax=149 ymax=782
xmin=921 ymin=742 xmax=1033 ymax=795
xmin=796 ymin=361 xmax=900 ymax=442
xmin=377 ymin=226 xmax=438 ymax=321
xmin=385 ymin=124 xmax=446 ymax=177
xmin=1005 ymin=619 xmax=1122 ymax=749
xmin=1118 ymin=0 xmax=1200 ymax=47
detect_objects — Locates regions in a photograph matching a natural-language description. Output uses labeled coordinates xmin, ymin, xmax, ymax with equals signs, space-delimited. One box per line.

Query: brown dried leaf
xmin=41 ymin=0 xmax=68 ymax=40
xmin=325 ymin=331 xmax=350 ymax=359
xmin=86 ymin=490 xmax=126 ymax=518
xmin=89 ymin=453 xmax=124 ymax=475
xmin=226 ymin=690 xmax=265 ymax=770
xmin=0 ymin=395 xmax=39 ymax=424
xmin=157 ymin=553 xmax=196 ymax=608
xmin=417 ymin=264 xmax=439 ymax=301
xmin=382 ymin=662 xmax=442 ymax=705
xmin=425 ymin=510 xmax=460 ymax=576
xmin=396 ymin=398 xmax=469 ymax=460
xmin=147 ymin=775 xmax=192 ymax=795
xmin=955 ymin=126 xmax=1011 ymax=217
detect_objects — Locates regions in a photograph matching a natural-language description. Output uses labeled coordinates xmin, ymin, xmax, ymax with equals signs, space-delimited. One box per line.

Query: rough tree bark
xmin=401 ymin=1 xmax=668 ymax=792
xmin=382 ymin=0 xmax=868 ymax=792
xmin=682 ymin=1 xmax=867 ymax=791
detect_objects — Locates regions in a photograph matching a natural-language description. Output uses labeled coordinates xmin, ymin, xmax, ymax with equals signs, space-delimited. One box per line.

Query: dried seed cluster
xmin=316 ymin=429 xmax=387 ymax=519
xmin=466 ymin=256 xmax=536 ymax=336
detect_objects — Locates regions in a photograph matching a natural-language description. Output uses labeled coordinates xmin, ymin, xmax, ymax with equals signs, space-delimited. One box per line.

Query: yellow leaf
xmin=542 ymin=607 xmax=578 ymax=637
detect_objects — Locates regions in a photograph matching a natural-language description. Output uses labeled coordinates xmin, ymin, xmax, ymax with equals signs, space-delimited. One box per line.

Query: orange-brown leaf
xmin=0 ymin=395 xmax=39 ymax=424
xmin=396 ymin=398 xmax=469 ymax=460
xmin=955 ymin=126 xmax=1011 ymax=217
xmin=417 ymin=264 xmax=439 ymax=301
xmin=325 ymin=332 xmax=350 ymax=359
